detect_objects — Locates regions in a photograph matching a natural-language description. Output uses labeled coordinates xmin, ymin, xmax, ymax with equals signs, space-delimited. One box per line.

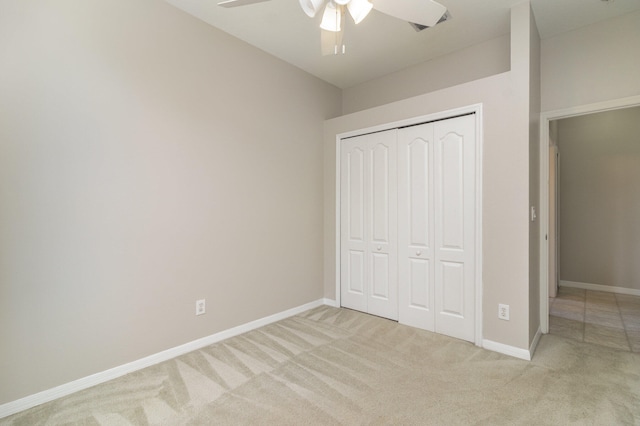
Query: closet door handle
xmin=377 ymin=246 xmax=382 ymax=251
xmin=416 ymin=251 xmax=422 ymax=256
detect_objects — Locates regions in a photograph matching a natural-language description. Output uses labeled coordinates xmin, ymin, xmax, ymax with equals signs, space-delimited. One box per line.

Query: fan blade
xmin=373 ymin=0 xmax=446 ymax=28
xmin=217 ymin=0 xmax=270 ymax=7
xmin=321 ymin=29 xmax=345 ymax=56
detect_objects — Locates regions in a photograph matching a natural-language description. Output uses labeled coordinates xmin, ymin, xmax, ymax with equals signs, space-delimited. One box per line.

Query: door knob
xmin=416 ymin=250 xmax=422 ymax=256
xmin=377 ymin=246 xmax=382 ymax=251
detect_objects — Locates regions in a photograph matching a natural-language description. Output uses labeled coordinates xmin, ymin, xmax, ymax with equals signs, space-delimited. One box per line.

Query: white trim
xmin=334 ymin=104 xmax=484 ymax=346
xmin=323 ymin=298 xmax=338 ymax=307
xmin=560 ymin=280 xmax=640 ymax=297
xmin=482 ymin=339 xmax=532 ymax=361
xmin=334 ymin=133 xmax=342 ymax=309
xmin=539 ymin=114 xmax=550 ymax=334
xmin=539 ymin=94 xmax=640 ymax=335
xmin=474 ymin=106 xmax=484 ymax=347
xmin=529 ymin=326 xmax=542 ymax=359
xmin=0 ymin=299 xmax=326 ymax=419
xmin=543 ymin=95 xmax=640 ymax=121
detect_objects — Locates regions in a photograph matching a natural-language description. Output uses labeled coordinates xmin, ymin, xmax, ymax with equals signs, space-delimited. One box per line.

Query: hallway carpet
xmin=2 ymin=305 xmax=639 ymax=425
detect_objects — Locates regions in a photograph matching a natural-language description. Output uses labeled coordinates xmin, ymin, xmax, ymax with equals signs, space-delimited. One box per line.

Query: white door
xmin=433 ymin=115 xmax=476 ymax=342
xmin=398 ymin=115 xmax=476 ymax=342
xmin=340 ymin=130 xmax=398 ymax=320
xmin=397 ymin=123 xmax=436 ymax=331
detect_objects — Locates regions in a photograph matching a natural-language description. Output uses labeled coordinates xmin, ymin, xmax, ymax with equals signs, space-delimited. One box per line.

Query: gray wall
xmin=541 ymin=10 xmax=640 ymax=112
xmin=342 ymin=34 xmax=511 ymax=115
xmin=0 ymin=0 xmax=341 ymax=404
xmin=558 ymin=107 xmax=640 ymax=291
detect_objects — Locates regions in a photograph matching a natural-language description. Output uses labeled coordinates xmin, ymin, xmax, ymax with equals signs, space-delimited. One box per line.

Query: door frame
xmin=335 ymin=104 xmax=484 ymax=346
xmin=538 ymin=95 xmax=640 ymax=334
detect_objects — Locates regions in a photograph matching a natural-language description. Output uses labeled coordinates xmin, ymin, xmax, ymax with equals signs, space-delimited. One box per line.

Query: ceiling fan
xmin=218 ymin=0 xmax=450 ymax=55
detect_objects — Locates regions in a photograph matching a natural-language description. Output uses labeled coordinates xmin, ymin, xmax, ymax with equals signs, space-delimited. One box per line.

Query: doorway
xmin=539 ymin=96 xmax=640 ymax=340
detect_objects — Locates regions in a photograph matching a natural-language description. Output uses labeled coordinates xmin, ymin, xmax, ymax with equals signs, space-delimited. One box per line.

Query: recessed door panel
xmin=409 ymin=258 xmax=430 ymax=309
xmin=371 ymin=252 xmax=390 ymax=299
xmin=372 ymin=143 xmax=390 ymax=243
xmin=348 ymin=250 xmax=365 ymax=295
xmin=439 ymin=261 xmax=464 ymax=317
xmin=347 ymin=148 xmax=365 ymax=242
xmin=409 ymin=139 xmax=430 ymax=247
xmin=440 ymin=132 xmax=464 ymax=251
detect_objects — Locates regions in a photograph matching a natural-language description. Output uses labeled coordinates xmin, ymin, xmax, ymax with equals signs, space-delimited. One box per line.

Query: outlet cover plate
xmin=196 ymin=299 xmax=206 ymax=316
xmin=498 ymin=304 xmax=510 ymax=320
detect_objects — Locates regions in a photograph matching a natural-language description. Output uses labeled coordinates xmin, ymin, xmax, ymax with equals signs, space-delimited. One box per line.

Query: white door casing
xmin=548 ymin=146 xmax=558 ymax=298
xmin=539 ymin=95 xmax=640 ymax=335
xmin=340 ymin=130 xmax=398 ymax=320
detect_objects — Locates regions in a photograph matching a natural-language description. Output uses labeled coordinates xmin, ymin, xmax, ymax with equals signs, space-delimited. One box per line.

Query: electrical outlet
xmin=498 ymin=304 xmax=510 ymax=320
xmin=196 ymin=299 xmax=206 ymax=316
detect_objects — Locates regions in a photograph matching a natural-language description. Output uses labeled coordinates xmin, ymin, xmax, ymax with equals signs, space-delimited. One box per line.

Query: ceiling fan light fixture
xmin=347 ymin=0 xmax=373 ymax=24
xmin=299 ymin=0 xmax=326 ymax=18
xmin=320 ymin=2 xmax=342 ymax=32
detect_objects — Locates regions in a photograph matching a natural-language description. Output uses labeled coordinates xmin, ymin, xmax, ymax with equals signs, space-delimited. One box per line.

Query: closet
xmin=340 ymin=114 xmax=477 ymax=343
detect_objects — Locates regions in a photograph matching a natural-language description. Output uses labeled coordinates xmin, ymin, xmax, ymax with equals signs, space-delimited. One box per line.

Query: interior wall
xmin=342 ymin=34 xmax=511 ymax=115
xmin=541 ymin=10 xmax=640 ymax=112
xmin=527 ymin=6 xmax=541 ymax=346
xmin=557 ymin=106 xmax=640 ymax=292
xmin=0 ymin=0 xmax=341 ymax=405
xmin=325 ymin=3 xmax=536 ymax=351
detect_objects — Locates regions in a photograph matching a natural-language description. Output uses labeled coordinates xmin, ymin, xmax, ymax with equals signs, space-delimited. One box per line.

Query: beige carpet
xmin=2 ymin=305 xmax=640 ymax=425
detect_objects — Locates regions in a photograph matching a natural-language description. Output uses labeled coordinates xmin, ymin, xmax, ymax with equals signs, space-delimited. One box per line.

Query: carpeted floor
xmin=2 ymin=305 xmax=640 ymax=425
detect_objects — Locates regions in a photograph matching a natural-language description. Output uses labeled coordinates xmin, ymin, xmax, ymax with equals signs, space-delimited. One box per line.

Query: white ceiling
xmin=165 ymin=0 xmax=640 ymax=89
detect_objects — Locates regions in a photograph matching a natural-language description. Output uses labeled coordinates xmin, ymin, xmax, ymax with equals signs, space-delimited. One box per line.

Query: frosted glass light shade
xmin=347 ymin=0 xmax=373 ymax=24
xmin=299 ymin=0 xmax=326 ymax=18
xmin=320 ymin=2 xmax=341 ymax=32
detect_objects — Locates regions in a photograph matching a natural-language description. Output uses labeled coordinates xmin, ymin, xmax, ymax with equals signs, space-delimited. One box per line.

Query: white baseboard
xmin=482 ymin=339 xmax=532 ymax=361
xmin=323 ymin=298 xmax=338 ymax=307
xmin=560 ymin=280 xmax=640 ymax=297
xmin=0 ymin=299 xmax=327 ymax=420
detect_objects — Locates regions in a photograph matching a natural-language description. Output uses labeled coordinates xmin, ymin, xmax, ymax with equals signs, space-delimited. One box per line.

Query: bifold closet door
xmin=398 ymin=114 xmax=476 ymax=342
xmin=340 ymin=130 xmax=398 ymax=321
xmin=397 ymin=123 xmax=436 ymax=331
